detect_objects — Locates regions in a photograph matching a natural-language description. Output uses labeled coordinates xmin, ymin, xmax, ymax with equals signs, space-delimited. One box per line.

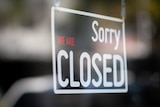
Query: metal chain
xmin=121 ymin=0 xmax=126 ymax=18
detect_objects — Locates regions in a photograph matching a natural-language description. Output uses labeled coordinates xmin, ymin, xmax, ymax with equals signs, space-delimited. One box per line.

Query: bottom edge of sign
xmin=53 ymin=88 xmax=128 ymax=94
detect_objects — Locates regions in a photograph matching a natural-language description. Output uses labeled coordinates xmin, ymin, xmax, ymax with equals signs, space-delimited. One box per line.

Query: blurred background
xmin=0 ymin=0 xmax=159 ymax=107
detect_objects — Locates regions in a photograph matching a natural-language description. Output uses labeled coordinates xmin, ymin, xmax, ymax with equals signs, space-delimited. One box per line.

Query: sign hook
xmin=121 ymin=0 xmax=126 ymax=19
xmin=54 ymin=0 xmax=60 ymax=7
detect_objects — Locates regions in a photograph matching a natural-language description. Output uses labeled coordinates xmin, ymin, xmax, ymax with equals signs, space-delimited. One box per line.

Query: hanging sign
xmin=51 ymin=7 xmax=128 ymax=94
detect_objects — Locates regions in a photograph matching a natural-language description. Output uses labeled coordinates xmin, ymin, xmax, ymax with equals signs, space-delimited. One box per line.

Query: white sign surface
xmin=51 ymin=7 xmax=128 ymax=94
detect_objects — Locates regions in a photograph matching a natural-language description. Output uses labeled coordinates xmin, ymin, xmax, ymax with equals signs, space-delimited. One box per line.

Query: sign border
xmin=51 ymin=6 xmax=128 ymax=94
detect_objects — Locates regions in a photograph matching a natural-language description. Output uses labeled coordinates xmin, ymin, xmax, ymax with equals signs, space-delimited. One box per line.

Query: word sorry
xmin=92 ymin=20 xmax=121 ymax=50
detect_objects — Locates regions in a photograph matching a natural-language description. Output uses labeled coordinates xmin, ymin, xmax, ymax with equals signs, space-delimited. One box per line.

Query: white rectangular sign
xmin=51 ymin=7 xmax=128 ymax=94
